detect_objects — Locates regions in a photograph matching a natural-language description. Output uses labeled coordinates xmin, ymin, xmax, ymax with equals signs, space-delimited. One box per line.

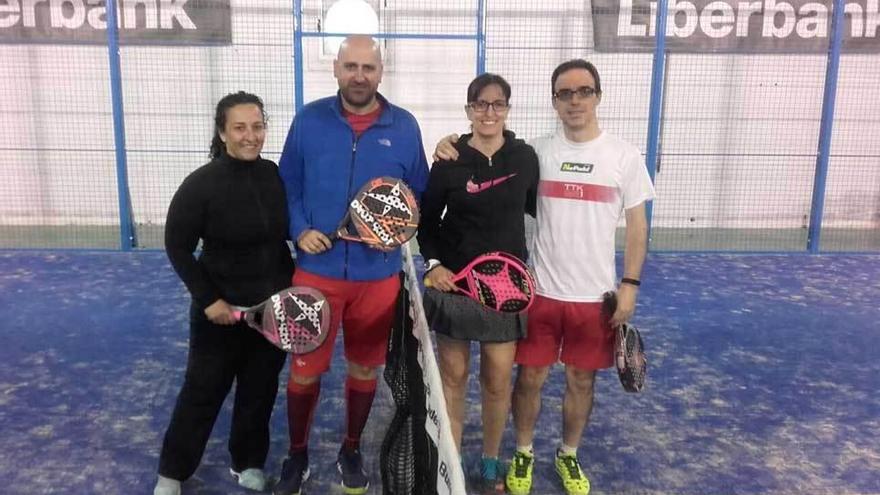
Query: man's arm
xmin=278 ymin=115 xmax=331 ymax=254
xmin=432 ymin=133 xmax=460 ymax=162
xmin=613 ymin=202 xmax=648 ymax=325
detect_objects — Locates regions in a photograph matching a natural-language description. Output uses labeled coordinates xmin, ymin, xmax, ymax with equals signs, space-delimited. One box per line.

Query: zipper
xmin=344 ymin=136 xmax=358 ymax=279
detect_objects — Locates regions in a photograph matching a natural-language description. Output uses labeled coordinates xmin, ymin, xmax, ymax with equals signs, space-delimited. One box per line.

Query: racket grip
xmin=231 ymin=310 xmax=243 ymax=320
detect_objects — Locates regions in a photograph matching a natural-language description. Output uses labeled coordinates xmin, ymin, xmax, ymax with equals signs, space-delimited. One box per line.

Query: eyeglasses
xmin=466 ymin=100 xmax=510 ymax=113
xmin=553 ymin=86 xmax=597 ymax=101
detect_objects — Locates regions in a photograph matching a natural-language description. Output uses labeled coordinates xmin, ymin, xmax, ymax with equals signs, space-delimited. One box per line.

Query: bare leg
xmin=436 ymin=335 xmax=471 ymax=451
xmin=562 ymin=366 xmax=595 ymax=448
xmin=478 ymin=341 xmax=517 ymax=458
xmin=511 ymin=365 xmax=551 ymax=448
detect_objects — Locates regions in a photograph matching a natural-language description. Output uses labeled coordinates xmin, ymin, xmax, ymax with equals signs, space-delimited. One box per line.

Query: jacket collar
xmin=331 ymin=91 xmax=394 ymax=127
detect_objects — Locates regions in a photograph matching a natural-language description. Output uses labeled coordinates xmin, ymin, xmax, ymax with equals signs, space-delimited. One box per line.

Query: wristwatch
xmin=423 ymin=258 xmax=442 ymax=273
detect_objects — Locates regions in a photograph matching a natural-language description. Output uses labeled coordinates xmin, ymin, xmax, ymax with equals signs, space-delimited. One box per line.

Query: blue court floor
xmin=0 ymin=251 xmax=877 ymax=494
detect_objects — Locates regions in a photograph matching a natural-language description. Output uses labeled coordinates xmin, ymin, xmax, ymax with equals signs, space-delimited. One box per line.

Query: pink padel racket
xmin=232 ymin=286 xmax=330 ymax=354
xmin=425 ymin=252 xmax=535 ymax=313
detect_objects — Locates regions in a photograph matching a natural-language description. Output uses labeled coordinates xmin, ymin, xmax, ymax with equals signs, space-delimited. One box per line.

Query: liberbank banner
xmin=0 ymin=0 xmax=231 ymax=45
xmin=592 ymin=0 xmax=880 ymax=53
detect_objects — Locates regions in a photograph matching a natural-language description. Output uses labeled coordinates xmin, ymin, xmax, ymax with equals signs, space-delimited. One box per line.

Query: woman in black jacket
xmin=153 ymin=92 xmax=294 ymax=495
xmin=417 ymin=73 xmax=539 ymax=494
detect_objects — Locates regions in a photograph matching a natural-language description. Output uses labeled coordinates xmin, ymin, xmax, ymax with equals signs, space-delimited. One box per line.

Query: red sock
xmin=344 ymin=375 xmax=377 ymax=451
xmin=286 ymin=379 xmax=321 ymax=454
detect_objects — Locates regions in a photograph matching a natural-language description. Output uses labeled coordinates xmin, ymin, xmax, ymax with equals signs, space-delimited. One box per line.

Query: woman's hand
xmin=425 ymin=265 xmax=457 ymax=292
xmin=204 ymin=299 xmax=237 ymax=326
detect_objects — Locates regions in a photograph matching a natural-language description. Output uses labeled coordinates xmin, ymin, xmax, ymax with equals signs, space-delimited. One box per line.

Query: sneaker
xmin=273 ymin=452 xmax=310 ymax=495
xmin=554 ymin=452 xmax=590 ymax=495
xmin=476 ymin=457 xmax=504 ymax=494
xmin=153 ymin=475 xmax=181 ymax=495
xmin=505 ymin=451 xmax=534 ymax=495
xmin=337 ymin=446 xmax=369 ymax=495
xmin=230 ymin=467 xmax=268 ymax=491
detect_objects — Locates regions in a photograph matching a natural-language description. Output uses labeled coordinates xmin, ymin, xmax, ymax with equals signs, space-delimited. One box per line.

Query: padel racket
xmin=425 ymin=252 xmax=535 ymax=313
xmin=329 ymin=176 xmax=419 ymax=252
xmin=602 ymin=291 xmax=647 ymax=393
xmin=232 ymin=286 xmax=330 ymax=354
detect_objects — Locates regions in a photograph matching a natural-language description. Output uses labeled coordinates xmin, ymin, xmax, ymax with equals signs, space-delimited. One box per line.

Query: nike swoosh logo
xmin=466 ymin=173 xmax=517 ymax=194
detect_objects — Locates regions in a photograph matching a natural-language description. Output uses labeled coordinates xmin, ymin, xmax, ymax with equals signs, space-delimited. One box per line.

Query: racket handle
xmin=230 ymin=306 xmax=246 ymax=321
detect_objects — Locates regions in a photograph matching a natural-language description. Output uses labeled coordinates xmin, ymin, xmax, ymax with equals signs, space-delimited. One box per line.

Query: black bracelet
xmin=621 ymin=277 xmax=641 ymax=287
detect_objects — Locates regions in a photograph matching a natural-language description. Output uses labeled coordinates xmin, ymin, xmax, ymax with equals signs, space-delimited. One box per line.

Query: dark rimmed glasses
xmin=466 ymin=100 xmax=510 ymax=113
xmin=553 ymin=86 xmax=597 ymax=102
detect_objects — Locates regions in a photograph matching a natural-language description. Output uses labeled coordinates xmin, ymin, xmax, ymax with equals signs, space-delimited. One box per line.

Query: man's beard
xmin=341 ymin=84 xmax=376 ymax=109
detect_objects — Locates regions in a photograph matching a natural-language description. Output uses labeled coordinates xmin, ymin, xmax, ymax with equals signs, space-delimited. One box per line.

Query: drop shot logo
xmin=592 ymin=0 xmax=880 ymax=53
xmin=0 ymin=0 xmax=232 ymax=45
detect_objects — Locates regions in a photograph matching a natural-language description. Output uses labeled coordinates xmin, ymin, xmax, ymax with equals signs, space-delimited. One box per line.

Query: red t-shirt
xmin=344 ymin=104 xmax=382 ymax=137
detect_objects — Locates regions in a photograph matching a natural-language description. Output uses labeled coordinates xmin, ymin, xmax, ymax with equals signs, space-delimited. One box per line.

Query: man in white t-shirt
xmin=434 ymin=59 xmax=654 ymax=495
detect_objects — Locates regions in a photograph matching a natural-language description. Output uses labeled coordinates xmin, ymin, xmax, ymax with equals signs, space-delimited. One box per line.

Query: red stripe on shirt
xmin=538 ymin=180 xmax=617 ymax=203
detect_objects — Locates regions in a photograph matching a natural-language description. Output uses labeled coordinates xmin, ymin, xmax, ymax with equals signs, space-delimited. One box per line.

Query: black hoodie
xmin=418 ymin=130 xmax=539 ymax=273
xmin=165 ymin=152 xmax=295 ymax=308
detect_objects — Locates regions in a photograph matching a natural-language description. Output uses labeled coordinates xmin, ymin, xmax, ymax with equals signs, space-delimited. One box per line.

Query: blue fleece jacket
xmin=278 ymin=92 xmax=429 ymax=281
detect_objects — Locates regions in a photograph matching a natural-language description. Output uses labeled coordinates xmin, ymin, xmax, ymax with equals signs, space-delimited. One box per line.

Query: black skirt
xmin=422 ymin=287 xmax=527 ymax=343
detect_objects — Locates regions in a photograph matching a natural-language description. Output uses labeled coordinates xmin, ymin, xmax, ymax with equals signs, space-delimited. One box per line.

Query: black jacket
xmin=165 ymin=152 xmax=295 ymax=308
xmin=418 ymin=130 xmax=539 ymax=273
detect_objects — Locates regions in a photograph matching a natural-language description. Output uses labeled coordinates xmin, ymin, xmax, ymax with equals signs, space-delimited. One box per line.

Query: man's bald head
xmin=334 ymin=36 xmax=384 ymax=113
xmin=337 ymin=35 xmax=382 ymax=64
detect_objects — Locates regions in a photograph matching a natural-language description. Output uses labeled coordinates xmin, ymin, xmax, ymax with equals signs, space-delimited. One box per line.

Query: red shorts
xmin=289 ymin=270 xmax=400 ymax=377
xmin=515 ymin=295 xmax=614 ymax=370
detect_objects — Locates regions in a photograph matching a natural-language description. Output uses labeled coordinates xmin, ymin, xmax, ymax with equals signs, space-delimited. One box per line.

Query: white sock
xmin=557 ymin=443 xmax=577 ymax=457
xmin=516 ymin=444 xmax=534 ymax=455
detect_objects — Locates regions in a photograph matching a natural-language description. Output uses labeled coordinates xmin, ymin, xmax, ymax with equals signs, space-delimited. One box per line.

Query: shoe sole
xmin=336 ymin=462 xmax=369 ymax=495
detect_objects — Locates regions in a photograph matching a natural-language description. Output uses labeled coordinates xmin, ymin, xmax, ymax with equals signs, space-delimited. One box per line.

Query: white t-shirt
xmin=529 ymin=130 xmax=655 ymax=302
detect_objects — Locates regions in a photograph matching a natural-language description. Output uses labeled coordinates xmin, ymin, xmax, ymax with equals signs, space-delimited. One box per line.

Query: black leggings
xmin=158 ymin=303 xmax=287 ymax=480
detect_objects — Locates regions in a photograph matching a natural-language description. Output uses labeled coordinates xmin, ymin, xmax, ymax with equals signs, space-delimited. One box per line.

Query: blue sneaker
xmin=477 ymin=457 xmax=504 ymax=494
xmin=337 ymin=446 xmax=370 ymax=494
xmin=273 ymin=451 xmax=310 ymax=495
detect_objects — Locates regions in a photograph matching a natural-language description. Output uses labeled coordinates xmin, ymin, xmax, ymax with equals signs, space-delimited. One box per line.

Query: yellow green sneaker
xmin=554 ymin=452 xmax=590 ymax=495
xmin=505 ymin=450 xmax=534 ymax=495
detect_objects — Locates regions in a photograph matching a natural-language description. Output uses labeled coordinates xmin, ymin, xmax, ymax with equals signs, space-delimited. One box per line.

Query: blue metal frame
xmin=106 ymin=0 xmax=135 ymax=250
xmin=294 ymin=0 xmax=305 ymax=112
xmin=808 ymin=0 xmax=845 ymax=253
xmin=476 ymin=0 xmax=486 ymax=74
xmin=644 ymin=0 xmax=669 ymax=244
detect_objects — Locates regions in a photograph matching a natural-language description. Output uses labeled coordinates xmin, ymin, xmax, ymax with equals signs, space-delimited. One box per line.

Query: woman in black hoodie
xmin=417 ymin=73 xmax=539 ymax=493
xmin=154 ymin=92 xmax=294 ymax=495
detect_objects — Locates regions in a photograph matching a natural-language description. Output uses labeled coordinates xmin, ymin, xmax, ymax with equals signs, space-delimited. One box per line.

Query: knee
xmin=566 ymin=368 xmax=595 ymax=394
xmin=516 ymin=366 xmax=549 ymax=392
xmin=287 ymin=372 xmax=319 ymax=392
xmin=347 ymin=362 xmax=377 ymax=380
xmin=439 ymin=363 xmax=469 ymax=394
xmin=480 ymin=370 xmax=512 ymax=400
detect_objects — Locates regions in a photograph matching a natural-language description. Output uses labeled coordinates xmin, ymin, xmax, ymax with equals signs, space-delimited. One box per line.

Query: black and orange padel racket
xmin=330 ymin=176 xmax=420 ymax=251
